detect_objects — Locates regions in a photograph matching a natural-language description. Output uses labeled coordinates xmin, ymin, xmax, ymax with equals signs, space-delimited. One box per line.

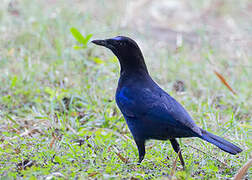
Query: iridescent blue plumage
xmin=92 ymin=36 xmax=242 ymax=167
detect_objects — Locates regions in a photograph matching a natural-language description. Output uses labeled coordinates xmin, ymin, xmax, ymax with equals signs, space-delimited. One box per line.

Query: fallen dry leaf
xmin=88 ymin=172 xmax=100 ymax=177
xmin=112 ymin=146 xmax=129 ymax=163
xmin=233 ymin=159 xmax=252 ymax=180
xmin=116 ymin=152 xmax=129 ymax=164
xmin=214 ymin=70 xmax=237 ymax=95
xmin=172 ymin=80 xmax=185 ymax=92
xmin=49 ymin=133 xmax=57 ymax=149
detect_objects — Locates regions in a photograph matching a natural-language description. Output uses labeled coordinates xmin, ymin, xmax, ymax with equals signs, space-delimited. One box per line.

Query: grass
xmin=0 ymin=0 xmax=251 ymax=179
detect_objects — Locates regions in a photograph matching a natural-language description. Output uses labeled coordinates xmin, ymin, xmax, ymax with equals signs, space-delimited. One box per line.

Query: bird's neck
xmin=118 ymin=56 xmax=149 ymax=76
xmin=118 ymin=63 xmax=151 ymax=89
xmin=120 ymin=68 xmax=149 ymax=78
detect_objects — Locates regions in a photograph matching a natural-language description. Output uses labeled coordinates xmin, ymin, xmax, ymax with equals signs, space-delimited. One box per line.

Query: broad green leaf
xmin=70 ymin=27 xmax=92 ymax=48
xmin=82 ymin=34 xmax=93 ymax=45
xmin=70 ymin=27 xmax=86 ymax=44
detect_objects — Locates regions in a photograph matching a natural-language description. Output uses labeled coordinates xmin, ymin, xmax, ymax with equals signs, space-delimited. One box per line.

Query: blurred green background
xmin=0 ymin=0 xmax=251 ymax=179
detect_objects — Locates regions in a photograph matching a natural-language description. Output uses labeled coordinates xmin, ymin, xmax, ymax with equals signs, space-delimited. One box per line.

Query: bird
xmin=91 ymin=36 xmax=242 ymax=167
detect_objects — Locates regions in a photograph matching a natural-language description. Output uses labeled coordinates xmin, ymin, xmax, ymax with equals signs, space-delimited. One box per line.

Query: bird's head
xmin=92 ymin=36 xmax=148 ymax=74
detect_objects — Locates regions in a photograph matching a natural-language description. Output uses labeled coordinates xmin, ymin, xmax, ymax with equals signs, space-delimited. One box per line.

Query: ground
xmin=0 ymin=0 xmax=251 ymax=179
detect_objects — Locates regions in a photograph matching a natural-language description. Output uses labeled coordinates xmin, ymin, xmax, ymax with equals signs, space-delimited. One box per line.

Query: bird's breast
xmin=115 ymin=87 xmax=136 ymax=118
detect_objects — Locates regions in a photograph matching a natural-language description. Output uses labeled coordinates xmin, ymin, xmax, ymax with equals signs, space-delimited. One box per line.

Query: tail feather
xmin=200 ymin=128 xmax=242 ymax=155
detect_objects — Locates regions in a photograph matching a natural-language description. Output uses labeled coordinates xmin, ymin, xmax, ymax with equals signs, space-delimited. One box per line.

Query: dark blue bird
xmin=92 ymin=36 xmax=242 ymax=166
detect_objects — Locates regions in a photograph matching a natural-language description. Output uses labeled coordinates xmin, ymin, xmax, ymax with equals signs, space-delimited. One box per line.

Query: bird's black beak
xmin=91 ymin=39 xmax=116 ymax=50
xmin=91 ymin=39 xmax=107 ymax=47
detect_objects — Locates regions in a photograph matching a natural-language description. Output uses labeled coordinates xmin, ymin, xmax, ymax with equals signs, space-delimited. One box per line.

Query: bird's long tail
xmin=199 ymin=128 xmax=242 ymax=155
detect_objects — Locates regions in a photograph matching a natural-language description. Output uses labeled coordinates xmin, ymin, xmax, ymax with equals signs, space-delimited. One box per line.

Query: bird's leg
xmin=170 ymin=139 xmax=185 ymax=169
xmin=135 ymin=139 xmax=145 ymax=164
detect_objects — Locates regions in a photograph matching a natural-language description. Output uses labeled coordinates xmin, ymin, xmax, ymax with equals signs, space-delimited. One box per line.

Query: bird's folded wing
xmin=116 ymin=88 xmax=201 ymax=136
xmin=145 ymin=97 xmax=202 ymax=136
xmin=116 ymin=87 xmax=201 ymax=136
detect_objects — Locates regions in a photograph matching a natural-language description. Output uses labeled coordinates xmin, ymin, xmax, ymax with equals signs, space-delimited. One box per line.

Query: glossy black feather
xmin=92 ymin=36 xmax=242 ymax=165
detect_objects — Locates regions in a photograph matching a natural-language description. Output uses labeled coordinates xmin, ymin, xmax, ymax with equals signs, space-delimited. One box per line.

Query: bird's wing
xmin=146 ymin=93 xmax=202 ymax=136
xmin=116 ymin=86 xmax=202 ymax=136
